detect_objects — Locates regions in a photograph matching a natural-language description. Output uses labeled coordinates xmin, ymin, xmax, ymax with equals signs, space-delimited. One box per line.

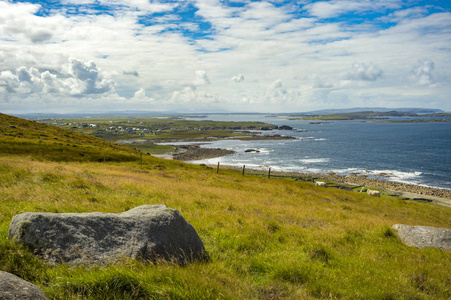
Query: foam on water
xmin=370 ymin=170 xmax=423 ymax=179
xmin=257 ymin=148 xmax=271 ymax=154
xmin=299 ymin=158 xmax=330 ymax=164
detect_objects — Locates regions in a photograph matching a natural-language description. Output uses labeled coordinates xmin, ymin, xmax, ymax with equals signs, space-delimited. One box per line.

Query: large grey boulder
xmin=392 ymin=224 xmax=451 ymax=250
xmin=8 ymin=205 xmax=206 ymax=264
xmin=0 ymin=271 xmax=48 ymax=300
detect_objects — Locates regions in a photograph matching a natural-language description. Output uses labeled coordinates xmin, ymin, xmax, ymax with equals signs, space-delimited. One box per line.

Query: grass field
xmin=35 ymin=116 xmax=276 ymax=144
xmin=1 ymin=113 xmax=450 ymax=299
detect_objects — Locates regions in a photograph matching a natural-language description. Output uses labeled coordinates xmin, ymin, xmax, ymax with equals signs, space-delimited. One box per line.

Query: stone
xmin=8 ymin=205 xmax=206 ymax=265
xmin=277 ymin=125 xmax=293 ymax=130
xmin=245 ymin=149 xmax=260 ymax=153
xmin=0 ymin=271 xmax=48 ymax=300
xmin=392 ymin=224 xmax=451 ymax=250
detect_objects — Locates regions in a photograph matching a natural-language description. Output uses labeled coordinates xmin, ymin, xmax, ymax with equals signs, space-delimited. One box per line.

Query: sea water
xmin=181 ymin=115 xmax=451 ymax=190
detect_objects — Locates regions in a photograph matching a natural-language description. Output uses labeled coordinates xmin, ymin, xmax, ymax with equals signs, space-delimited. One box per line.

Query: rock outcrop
xmin=277 ymin=125 xmax=293 ymax=130
xmin=0 ymin=271 xmax=48 ymax=300
xmin=8 ymin=205 xmax=206 ymax=265
xmin=392 ymin=224 xmax=451 ymax=250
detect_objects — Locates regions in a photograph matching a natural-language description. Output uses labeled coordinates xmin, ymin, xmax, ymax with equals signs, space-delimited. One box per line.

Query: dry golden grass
xmin=1 ymin=154 xmax=451 ymax=299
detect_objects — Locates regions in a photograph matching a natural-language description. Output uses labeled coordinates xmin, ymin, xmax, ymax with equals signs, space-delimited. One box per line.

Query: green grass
xmin=0 ymin=113 xmax=139 ymax=162
xmin=132 ymin=144 xmax=175 ymax=155
xmin=1 ymin=113 xmax=451 ymax=299
xmin=36 ymin=116 xmax=275 ymax=142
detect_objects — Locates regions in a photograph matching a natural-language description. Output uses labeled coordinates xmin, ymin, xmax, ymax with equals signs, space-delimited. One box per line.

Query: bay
xmin=183 ymin=114 xmax=451 ymax=190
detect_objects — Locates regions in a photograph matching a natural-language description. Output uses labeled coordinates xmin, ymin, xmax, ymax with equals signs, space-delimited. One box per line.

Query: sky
xmin=0 ymin=0 xmax=450 ymax=114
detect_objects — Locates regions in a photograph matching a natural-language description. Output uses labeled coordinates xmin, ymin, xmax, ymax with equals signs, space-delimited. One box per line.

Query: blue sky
xmin=1 ymin=0 xmax=450 ymax=113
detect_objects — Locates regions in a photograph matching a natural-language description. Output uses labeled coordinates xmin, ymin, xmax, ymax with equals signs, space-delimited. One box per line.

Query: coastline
xmin=128 ymin=133 xmax=297 ymax=145
xmin=151 ymin=142 xmax=451 ymax=206
xmin=211 ymin=165 xmax=451 ymax=207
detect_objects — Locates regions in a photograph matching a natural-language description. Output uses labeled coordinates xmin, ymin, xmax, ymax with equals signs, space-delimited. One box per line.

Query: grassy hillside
xmin=31 ymin=115 xmax=278 ymax=155
xmin=1 ymin=114 xmax=450 ymax=299
xmin=0 ymin=113 xmax=139 ymax=162
xmin=36 ymin=116 xmax=275 ymax=142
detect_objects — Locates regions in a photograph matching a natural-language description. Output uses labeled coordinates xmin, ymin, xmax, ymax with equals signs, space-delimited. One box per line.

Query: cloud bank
xmin=0 ymin=0 xmax=450 ymax=113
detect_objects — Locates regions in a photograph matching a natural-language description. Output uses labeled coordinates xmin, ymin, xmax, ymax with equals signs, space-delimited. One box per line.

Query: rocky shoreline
xmin=172 ymin=145 xmax=235 ymax=161
xmin=212 ymin=166 xmax=451 ymax=206
xmin=321 ymin=173 xmax=451 ymax=199
xmin=149 ymin=136 xmax=451 ymax=206
xmin=150 ymin=134 xmax=295 ymax=161
xmin=294 ymin=171 xmax=451 ymax=201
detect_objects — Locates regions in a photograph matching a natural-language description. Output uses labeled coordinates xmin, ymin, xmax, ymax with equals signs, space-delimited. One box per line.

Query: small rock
xmin=245 ymin=149 xmax=260 ymax=153
xmin=392 ymin=224 xmax=451 ymax=250
xmin=9 ymin=205 xmax=206 ymax=265
xmin=0 ymin=271 xmax=48 ymax=300
xmin=278 ymin=125 xmax=293 ymax=130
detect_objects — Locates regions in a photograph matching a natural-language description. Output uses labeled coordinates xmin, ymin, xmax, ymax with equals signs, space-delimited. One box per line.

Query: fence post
xmin=140 ymin=153 xmax=143 ymax=166
xmin=242 ymin=165 xmax=245 ymax=176
xmin=268 ymin=167 xmax=271 ymax=179
xmin=217 ymin=162 xmax=220 ymax=174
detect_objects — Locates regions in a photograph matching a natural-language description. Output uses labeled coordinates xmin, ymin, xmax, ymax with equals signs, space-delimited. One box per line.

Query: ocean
xmin=181 ymin=114 xmax=451 ymax=190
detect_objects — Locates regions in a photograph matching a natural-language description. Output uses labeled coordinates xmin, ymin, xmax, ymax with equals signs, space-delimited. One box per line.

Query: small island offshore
xmin=1 ymin=111 xmax=450 ymax=299
xmin=288 ymin=110 xmax=451 ymax=122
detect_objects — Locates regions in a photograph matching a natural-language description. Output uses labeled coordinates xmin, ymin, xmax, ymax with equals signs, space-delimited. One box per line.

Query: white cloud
xmin=231 ymin=74 xmax=244 ymax=82
xmin=241 ymin=1 xmax=290 ymax=27
xmin=66 ymin=57 xmax=114 ymax=94
xmin=0 ymin=1 xmax=66 ymax=44
xmin=60 ymin=0 xmax=176 ymax=14
xmin=262 ymin=79 xmax=302 ymax=105
xmin=347 ymin=62 xmax=383 ymax=81
xmin=193 ymin=70 xmax=210 ymax=86
xmin=381 ymin=6 xmax=429 ymax=22
xmin=133 ymin=88 xmax=147 ymax=98
xmin=268 ymin=79 xmax=287 ymax=96
xmin=305 ymin=0 xmax=401 ymax=19
xmin=0 ymin=57 xmax=114 ymax=96
xmin=410 ymin=59 xmax=435 ymax=86
xmin=314 ymin=78 xmax=335 ymax=89
xmin=0 ymin=0 xmax=450 ymax=113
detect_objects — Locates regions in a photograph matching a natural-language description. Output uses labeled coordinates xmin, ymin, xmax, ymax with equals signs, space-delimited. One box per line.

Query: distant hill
xmin=298 ymin=107 xmax=443 ymax=116
xmin=14 ymin=109 xmax=233 ymax=119
xmin=0 ymin=113 xmax=139 ymax=162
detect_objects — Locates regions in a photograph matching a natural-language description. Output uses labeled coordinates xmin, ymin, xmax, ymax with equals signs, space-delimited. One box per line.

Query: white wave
xmin=314 ymin=138 xmax=327 ymax=141
xmin=303 ymin=168 xmax=325 ymax=173
xmin=370 ymin=170 xmax=423 ymax=179
xmin=299 ymin=158 xmax=330 ymax=164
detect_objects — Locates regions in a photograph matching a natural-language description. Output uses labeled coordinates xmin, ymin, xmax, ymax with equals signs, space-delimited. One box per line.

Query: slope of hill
xmin=0 ymin=113 xmax=450 ymax=299
xmin=0 ymin=113 xmax=139 ymax=162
